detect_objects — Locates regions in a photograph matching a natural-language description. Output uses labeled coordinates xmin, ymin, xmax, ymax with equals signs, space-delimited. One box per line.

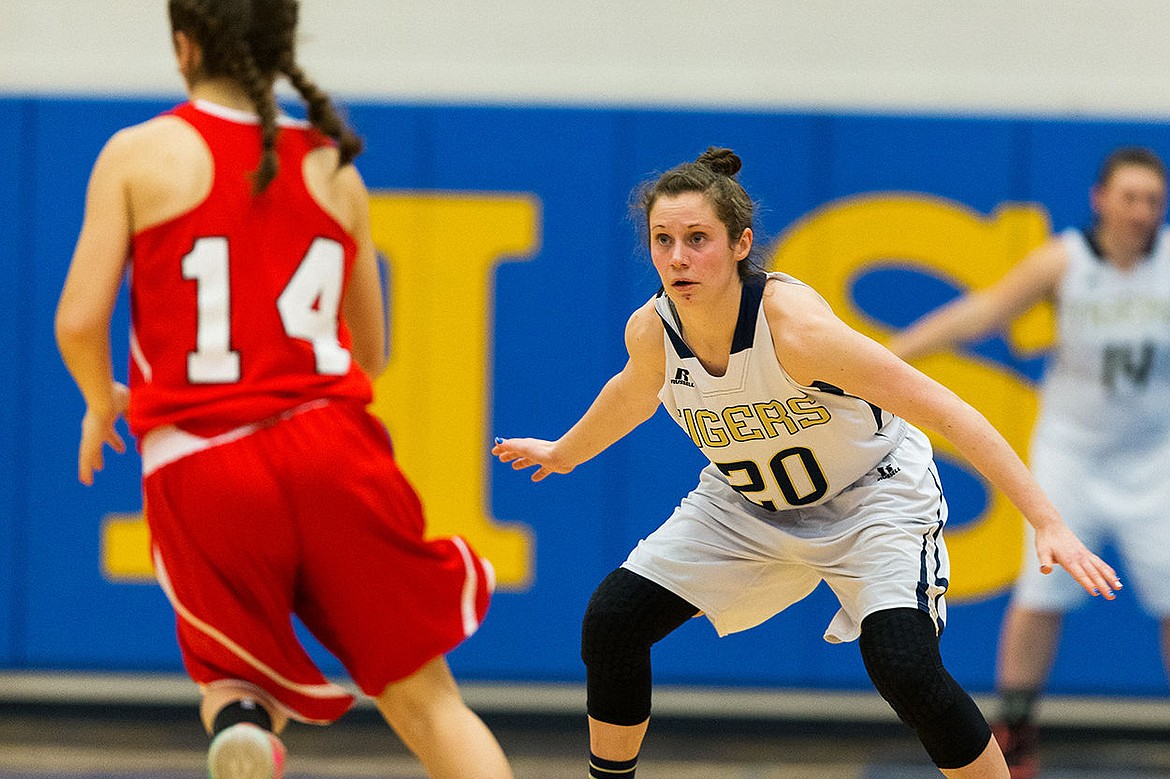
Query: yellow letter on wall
xmin=368 ymin=193 xmax=539 ymax=590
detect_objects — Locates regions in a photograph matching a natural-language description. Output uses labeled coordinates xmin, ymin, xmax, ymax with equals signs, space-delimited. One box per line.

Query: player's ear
xmin=1088 ymin=183 xmax=1104 ymax=218
xmin=734 ymin=227 xmax=753 ymax=261
xmin=173 ymin=30 xmax=203 ymax=80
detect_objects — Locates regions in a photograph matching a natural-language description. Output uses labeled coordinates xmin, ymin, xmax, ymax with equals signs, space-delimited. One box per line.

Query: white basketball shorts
xmin=622 ymin=426 xmax=950 ymax=643
xmin=1014 ymin=431 xmax=1170 ymax=615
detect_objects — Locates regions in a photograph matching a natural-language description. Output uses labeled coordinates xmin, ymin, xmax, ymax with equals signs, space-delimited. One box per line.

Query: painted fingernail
xmin=494 ymin=437 xmax=504 ymax=444
xmin=1091 ymin=588 xmax=1100 ymax=596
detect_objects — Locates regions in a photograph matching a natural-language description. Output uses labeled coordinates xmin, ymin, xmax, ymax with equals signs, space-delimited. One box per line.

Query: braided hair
xmin=168 ymin=0 xmax=363 ymax=193
xmin=632 ymin=146 xmax=764 ymax=279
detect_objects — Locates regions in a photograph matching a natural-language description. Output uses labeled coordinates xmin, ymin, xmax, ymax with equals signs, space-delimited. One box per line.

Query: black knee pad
xmin=859 ymin=608 xmax=951 ymax=726
xmin=860 ymin=608 xmax=991 ymax=769
xmin=580 ymin=567 xmax=698 ymax=726
xmin=211 ymin=699 xmax=273 ymax=736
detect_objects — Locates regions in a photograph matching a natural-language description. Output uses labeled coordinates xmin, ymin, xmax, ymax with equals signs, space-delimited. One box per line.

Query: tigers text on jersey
xmin=127 ymin=100 xmax=372 ymax=439
xmin=655 ymin=272 xmax=906 ymax=513
xmin=1035 ymin=227 xmax=1170 ymax=458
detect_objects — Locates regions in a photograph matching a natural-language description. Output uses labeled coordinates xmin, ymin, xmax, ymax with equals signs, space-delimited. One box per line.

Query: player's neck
xmin=670 ymin=280 xmax=742 ymax=375
xmin=189 ymin=79 xmax=262 ymax=116
xmin=1095 ymin=228 xmax=1152 ymax=270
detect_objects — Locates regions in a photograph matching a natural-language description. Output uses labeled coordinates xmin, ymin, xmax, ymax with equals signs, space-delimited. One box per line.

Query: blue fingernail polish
xmin=1092 ymin=588 xmax=1100 ymax=596
xmin=494 ymin=436 xmax=504 ymax=444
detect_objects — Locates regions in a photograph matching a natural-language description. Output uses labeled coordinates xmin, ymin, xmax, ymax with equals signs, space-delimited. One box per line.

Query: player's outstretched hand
xmin=492 ymin=437 xmax=572 ymax=482
xmin=1035 ymin=522 xmax=1122 ymax=600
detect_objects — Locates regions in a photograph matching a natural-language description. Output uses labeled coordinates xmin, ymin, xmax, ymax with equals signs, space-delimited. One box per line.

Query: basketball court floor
xmin=0 ymin=677 xmax=1166 ymax=778
xmin=1 ymin=712 xmax=1168 ymax=778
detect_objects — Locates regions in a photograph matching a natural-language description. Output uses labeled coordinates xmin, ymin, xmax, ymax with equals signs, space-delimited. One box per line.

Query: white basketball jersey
xmin=1034 ymin=228 xmax=1170 ymax=460
xmin=655 ymin=272 xmax=907 ymax=512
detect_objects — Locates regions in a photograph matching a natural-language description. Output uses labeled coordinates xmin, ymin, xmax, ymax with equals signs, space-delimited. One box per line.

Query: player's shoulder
xmin=304 ymin=154 xmax=367 ymax=234
xmin=624 ymin=297 xmax=667 ymax=369
xmin=1032 ymin=234 xmax=1073 ymax=261
xmin=627 ymin=296 xmax=665 ymax=336
xmin=98 ymin=115 xmax=205 ymax=171
xmin=112 ymin=114 xmax=200 ymax=148
xmin=625 ymin=297 xmax=667 ymax=350
xmin=762 ymin=273 xmax=833 ymax=321
xmin=313 ymin=152 xmax=365 ymax=197
xmin=1018 ymin=234 xmax=1072 ymax=280
xmin=762 ymin=273 xmax=818 ymax=299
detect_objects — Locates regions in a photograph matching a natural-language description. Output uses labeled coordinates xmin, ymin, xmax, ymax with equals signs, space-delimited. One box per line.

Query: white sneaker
xmin=207 ymin=723 xmax=286 ymax=779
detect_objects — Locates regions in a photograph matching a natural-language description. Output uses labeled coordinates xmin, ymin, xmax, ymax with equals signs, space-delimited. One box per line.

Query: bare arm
xmin=493 ymin=301 xmax=666 ymax=481
xmin=887 ymin=240 xmax=1067 ymax=361
xmin=55 ymin=130 xmax=136 ymax=484
xmin=770 ymin=283 xmax=1120 ymax=598
xmin=336 ymin=166 xmax=386 ymax=378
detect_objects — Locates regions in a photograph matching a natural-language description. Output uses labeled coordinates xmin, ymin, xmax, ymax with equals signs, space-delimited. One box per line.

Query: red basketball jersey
xmin=127 ymin=100 xmax=373 ymax=439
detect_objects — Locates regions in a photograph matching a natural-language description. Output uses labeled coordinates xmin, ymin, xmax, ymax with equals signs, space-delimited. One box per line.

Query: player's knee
xmin=860 ymin=608 xmax=950 ymax=725
xmin=580 ymin=568 xmax=697 ymax=677
xmin=581 ymin=568 xmax=697 ymax=727
xmin=859 ymin=608 xmax=990 ymax=769
xmin=916 ymin=690 xmax=993 ymax=769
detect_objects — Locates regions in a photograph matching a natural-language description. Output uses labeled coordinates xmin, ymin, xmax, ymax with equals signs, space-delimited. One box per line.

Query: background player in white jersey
xmin=890 ymin=146 xmax=1170 ymax=779
xmin=493 ymin=147 xmax=1120 ymax=779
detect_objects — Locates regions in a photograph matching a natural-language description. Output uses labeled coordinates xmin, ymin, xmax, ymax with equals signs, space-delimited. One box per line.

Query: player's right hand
xmin=77 ymin=382 xmax=129 ymax=485
xmin=492 ymin=437 xmax=573 ymax=482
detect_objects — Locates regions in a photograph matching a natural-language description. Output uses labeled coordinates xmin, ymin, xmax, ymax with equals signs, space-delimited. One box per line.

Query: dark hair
xmin=168 ymin=0 xmax=363 ymax=193
xmin=632 ymin=146 xmax=764 ymax=279
xmin=1095 ymin=146 xmax=1167 ymax=188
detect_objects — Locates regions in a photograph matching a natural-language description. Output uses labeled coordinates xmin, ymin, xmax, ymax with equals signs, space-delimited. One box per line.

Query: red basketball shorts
xmin=141 ymin=400 xmax=494 ymax=723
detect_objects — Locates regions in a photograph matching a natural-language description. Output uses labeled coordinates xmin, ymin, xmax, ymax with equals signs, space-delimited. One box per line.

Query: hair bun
xmin=696 ymin=146 xmax=742 ymax=177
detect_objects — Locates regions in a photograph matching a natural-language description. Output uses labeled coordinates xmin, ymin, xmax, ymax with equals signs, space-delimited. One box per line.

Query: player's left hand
xmin=1035 ymin=522 xmax=1122 ymax=600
